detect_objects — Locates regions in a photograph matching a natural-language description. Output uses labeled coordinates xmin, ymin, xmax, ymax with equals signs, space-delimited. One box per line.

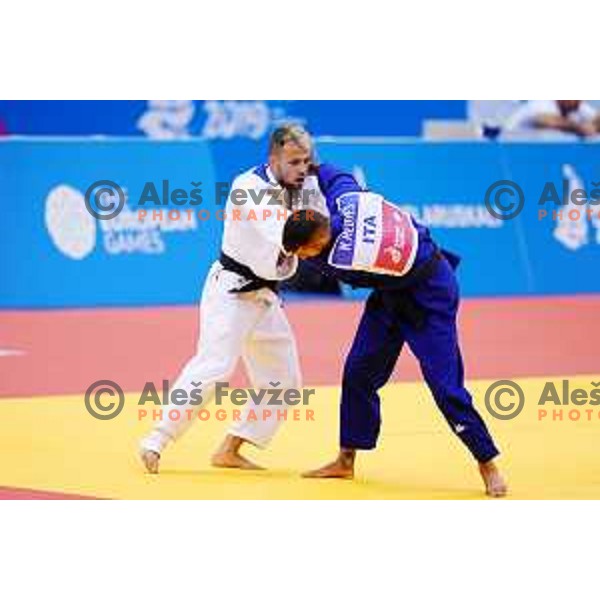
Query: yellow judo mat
xmin=1 ymin=374 xmax=599 ymax=499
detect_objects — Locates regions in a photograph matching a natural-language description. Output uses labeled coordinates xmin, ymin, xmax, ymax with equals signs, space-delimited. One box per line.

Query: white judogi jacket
xmin=221 ymin=164 xmax=327 ymax=281
xmin=141 ymin=164 xmax=327 ymax=454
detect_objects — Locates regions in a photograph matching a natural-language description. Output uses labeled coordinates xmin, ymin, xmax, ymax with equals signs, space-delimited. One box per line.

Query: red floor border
xmin=1 ymin=294 xmax=599 ymax=398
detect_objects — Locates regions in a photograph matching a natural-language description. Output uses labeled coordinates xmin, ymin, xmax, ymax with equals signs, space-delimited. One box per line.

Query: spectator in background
xmin=504 ymin=100 xmax=600 ymax=138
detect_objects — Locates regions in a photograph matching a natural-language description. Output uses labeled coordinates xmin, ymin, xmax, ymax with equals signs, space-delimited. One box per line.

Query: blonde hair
xmin=269 ymin=123 xmax=312 ymax=154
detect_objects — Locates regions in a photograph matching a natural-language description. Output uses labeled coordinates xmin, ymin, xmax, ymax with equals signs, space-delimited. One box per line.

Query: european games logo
xmin=45 ymin=185 xmax=97 ymax=260
xmin=44 ymin=183 xmax=198 ymax=260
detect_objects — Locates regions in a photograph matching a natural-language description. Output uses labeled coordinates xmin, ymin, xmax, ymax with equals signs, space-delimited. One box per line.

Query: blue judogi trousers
xmin=340 ymin=255 xmax=499 ymax=463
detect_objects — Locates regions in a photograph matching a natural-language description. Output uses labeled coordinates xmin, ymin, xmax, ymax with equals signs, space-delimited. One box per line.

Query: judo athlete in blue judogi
xmin=282 ymin=164 xmax=508 ymax=497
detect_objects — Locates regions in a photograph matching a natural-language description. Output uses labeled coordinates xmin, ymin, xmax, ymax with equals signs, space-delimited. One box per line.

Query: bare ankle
xmin=340 ymin=448 xmax=356 ymax=468
xmin=217 ymin=434 xmax=245 ymax=456
xmin=479 ymin=459 xmax=498 ymax=471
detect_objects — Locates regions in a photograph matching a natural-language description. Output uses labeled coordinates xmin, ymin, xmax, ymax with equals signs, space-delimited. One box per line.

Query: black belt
xmin=376 ymin=289 xmax=427 ymax=330
xmin=401 ymin=248 xmax=443 ymax=288
xmin=219 ymin=252 xmax=280 ymax=294
xmin=399 ymin=246 xmax=461 ymax=289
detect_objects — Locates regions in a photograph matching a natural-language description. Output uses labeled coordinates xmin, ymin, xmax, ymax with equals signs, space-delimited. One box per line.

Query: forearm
xmin=533 ymin=114 xmax=589 ymax=135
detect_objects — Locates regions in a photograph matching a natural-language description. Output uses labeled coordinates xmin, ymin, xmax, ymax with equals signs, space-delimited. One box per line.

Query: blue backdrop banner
xmin=1 ymin=139 xmax=221 ymax=307
xmin=0 ymin=100 xmax=466 ymax=138
xmin=1 ymin=139 xmax=599 ymax=308
xmin=318 ymin=140 xmax=600 ymax=298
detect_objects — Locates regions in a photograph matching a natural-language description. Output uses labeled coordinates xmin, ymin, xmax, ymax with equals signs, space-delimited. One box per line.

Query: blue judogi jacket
xmin=307 ymin=164 xmax=453 ymax=290
xmin=303 ymin=167 xmax=499 ymax=463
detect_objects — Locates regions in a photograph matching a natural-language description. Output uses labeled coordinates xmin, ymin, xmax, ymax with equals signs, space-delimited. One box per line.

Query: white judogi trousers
xmin=141 ymin=261 xmax=301 ymax=454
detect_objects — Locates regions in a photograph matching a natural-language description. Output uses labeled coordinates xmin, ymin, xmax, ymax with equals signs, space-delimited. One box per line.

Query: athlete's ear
xmin=307 ymin=162 xmax=319 ymax=176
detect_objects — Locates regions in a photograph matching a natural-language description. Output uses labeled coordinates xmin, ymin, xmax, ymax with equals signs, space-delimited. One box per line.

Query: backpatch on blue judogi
xmin=328 ymin=192 xmax=419 ymax=277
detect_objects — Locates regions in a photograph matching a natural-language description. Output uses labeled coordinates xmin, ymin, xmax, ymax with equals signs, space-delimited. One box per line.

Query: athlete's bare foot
xmin=479 ymin=460 xmax=508 ymax=497
xmin=140 ymin=450 xmax=160 ymax=474
xmin=302 ymin=449 xmax=356 ymax=479
xmin=211 ymin=452 xmax=265 ymax=470
xmin=211 ymin=434 xmax=265 ymax=470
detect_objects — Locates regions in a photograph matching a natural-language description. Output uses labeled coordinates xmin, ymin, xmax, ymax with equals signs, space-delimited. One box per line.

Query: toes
xmin=211 ymin=454 xmax=265 ymax=470
xmin=141 ymin=451 xmax=160 ymax=474
xmin=487 ymin=484 xmax=508 ymax=497
xmin=238 ymin=458 xmax=265 ymax=470
xmin=301 ymin=470 xmax=320 ymax=478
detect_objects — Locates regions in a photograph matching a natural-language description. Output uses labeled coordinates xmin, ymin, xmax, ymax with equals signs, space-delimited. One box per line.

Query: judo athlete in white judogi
xmin=139 ymin=124 xmax=326 ymax=473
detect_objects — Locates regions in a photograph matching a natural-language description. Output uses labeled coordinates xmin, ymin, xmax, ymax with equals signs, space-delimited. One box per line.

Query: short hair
xmin=283 ymin=210 xmax=330 ymax=252
xmin=269 ymin=123 xmax=312 ymax=155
